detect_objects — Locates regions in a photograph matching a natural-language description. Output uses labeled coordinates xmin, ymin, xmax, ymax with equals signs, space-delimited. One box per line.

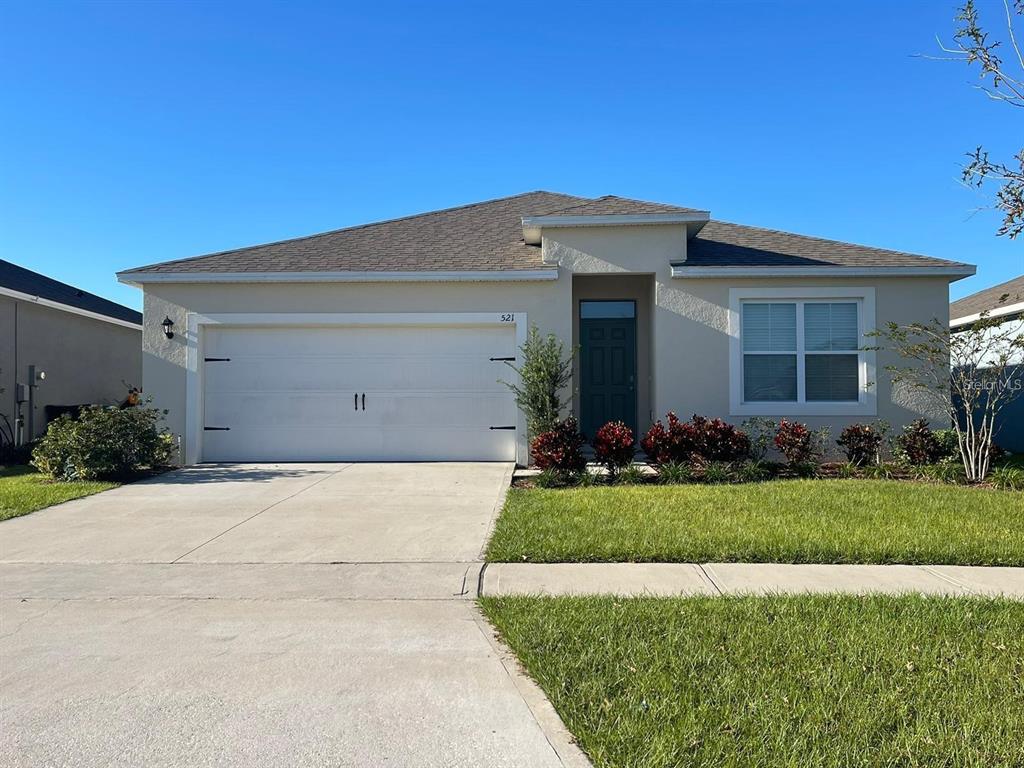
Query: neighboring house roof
xmin=950 ymin=275 xmax=1024 ymax=325
xmin=0 ymin=259 xmax=142 ymax=327
xmin=118 ymin=191 xmax=973 ymax=279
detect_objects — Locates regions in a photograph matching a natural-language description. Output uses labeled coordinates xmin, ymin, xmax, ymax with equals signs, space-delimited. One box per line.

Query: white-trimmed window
xmin=729 ymin=287 xmax=876 ymax=416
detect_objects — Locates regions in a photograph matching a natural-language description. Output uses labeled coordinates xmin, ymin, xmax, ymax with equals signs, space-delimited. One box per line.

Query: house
xmin=1 ymin=260 xmax=142 ymax=444
xmin=117 ymin=192 xmax=975 ymax=465
xmin=950 ymin=275 xmax=1024 ymax=453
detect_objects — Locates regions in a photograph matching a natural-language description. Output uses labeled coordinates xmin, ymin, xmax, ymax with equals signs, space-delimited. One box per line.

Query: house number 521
xmin=500 ymin=313 xmax=515 ymax=323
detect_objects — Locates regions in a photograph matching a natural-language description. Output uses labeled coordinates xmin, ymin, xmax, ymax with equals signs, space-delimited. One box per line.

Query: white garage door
xmin=201 ymin=324 xmax=518 ymax=462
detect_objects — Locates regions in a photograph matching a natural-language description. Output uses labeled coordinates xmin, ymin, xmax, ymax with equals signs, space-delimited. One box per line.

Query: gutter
xmin=0 ymin=286 xmax=142 ymax=330
xmin=950 ymin=300 xmax=1024 ymax=329
xmin=670 ymin=264 xmax=977 ymax=280
xmin=117 ymin=269 xmax=560 ymax=286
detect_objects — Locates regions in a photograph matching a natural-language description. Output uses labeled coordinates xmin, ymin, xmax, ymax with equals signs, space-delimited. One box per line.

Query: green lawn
xmin=486 ymin=480 xmax=1024 ymax=565
xmin=0 ymin=465 xmax=117 ymax=521
xmin=481 ymin=594 xmax=1024 ymax=768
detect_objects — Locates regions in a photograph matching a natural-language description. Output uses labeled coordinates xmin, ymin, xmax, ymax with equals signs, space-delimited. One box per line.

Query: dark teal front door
xmin=580 ymin=301 xmax=637 ymax=439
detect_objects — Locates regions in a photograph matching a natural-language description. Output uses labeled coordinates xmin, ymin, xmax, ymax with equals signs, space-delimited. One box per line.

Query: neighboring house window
xmin=729 ymin=288 xmax=876 ymax=416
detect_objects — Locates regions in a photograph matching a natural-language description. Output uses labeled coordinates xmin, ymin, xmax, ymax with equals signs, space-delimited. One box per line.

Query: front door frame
xmin=184 ymin=312 xmax=528 ymax=466
xmin=578 ymin=299 xmax=638 ymax=438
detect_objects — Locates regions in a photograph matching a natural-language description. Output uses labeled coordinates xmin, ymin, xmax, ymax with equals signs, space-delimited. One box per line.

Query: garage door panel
xmin=205 ymin=325 xmax=514 ymax=357
xmin=203 ymin=426 xmax=514 ymax=462
xmin=201 ymin=324 xmax=518 ymax=462
xmin=205 ymin=393 xmax=363 ymax=427
xmin=205 ymin=359 xmax=509 ymax=394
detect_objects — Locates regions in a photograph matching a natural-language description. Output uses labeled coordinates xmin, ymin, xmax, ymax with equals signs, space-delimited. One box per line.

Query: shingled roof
xmin=120 ymin=191 xmax=971 ymax=276
xmin=681 ymin=220 xmax=973 ymax=270
xmin=1 ymin=259 xmax=142 ymax=325
xmin=122 ymin=192 xmax=587 ymax=275
xmin=950 ymin=275 xmax=1024 ymax=321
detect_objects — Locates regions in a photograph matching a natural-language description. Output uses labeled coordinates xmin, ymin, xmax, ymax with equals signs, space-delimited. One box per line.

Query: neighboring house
xmin=1 ymin=260 xmax=142 ymax=443
xmin=117 ymin=192 xmax=975 ymax=465
xmin=950 ymin=275 xmax=1024 ymax=453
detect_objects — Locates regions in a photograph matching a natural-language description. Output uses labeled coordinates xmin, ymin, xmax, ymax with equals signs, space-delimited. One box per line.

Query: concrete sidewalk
xmin=480 ymin=562 xmax=1024 ymax=598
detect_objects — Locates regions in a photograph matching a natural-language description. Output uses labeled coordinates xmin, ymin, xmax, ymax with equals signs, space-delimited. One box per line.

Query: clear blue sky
xmin=2 ymin=0 xmax=1021 ymax=310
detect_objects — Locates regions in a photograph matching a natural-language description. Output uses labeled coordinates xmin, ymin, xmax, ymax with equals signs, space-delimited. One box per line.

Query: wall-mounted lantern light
xmin=161 ymin=316 xmax=175 ymax=339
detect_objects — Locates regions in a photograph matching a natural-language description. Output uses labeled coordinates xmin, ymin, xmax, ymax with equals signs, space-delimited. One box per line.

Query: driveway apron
xmin=0 ymin=462 xmax=581 ymax=768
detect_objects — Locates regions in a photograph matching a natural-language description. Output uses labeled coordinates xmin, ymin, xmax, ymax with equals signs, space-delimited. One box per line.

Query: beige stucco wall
xmin=139 ymin=222 xmax=955 ymax=462
xmin=652 ymin=275 xmax=951 ymax=432
xmin=542 ymin=225 xmax=952 ymax=442
xmin=0 ymin=296 xmax=142 ymax=440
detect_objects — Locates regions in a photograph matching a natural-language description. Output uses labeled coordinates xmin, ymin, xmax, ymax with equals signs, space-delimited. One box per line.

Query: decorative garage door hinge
xmin=203 ymin=426 xmax=231 ymax=431
xmin=489 ymin=425 xmax=516 ymax=430
xmin=489 ymin=356 xmax=515 ymax=362
xmin=204 ymin=357 xmax=231 ymax=362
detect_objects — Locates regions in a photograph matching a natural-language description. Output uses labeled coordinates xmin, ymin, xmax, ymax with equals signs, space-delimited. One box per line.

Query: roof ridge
xmin=535 ymin=195 xmax=611 ymax=215
xmin=120 ymin=190 xmax=587 ymax=273
xmin=536 ymin=194 xmax=707 ymax=217
xmin=703 ymin=219 xmax=970 ymax=267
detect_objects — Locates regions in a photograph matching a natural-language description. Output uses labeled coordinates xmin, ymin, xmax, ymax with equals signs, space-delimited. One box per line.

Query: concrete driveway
xmin=0 ymin=462 xmax=509 ymax=563
xmin=0 ymin=463 xmax=586 ymax=768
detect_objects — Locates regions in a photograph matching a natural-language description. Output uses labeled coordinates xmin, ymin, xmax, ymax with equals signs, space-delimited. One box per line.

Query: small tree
xmin=871 ymin=309 xmax=1024 ymax=482
xmin=500 ymin=325 xmax=575 ymax=437
xmin=928 ymin=1 xmax=1024 ymax=238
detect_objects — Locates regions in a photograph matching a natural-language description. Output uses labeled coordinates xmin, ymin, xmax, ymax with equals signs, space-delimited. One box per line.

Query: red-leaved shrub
xmin=641 ymin=412 xmax=750 ymax=464
xmin=836 ymin=423 xmax=884 ymax=465
xmin=892 ymin=419 xmax=945 ymax=465
xmin=773 ymin=419 xmax=814 ymax=465
xmin=592 ymin=420 xmax=635 ymax=474
xmin=531 ymin=417 xmax=587 ymax=473
xmin=640 ymin=412 xmax=686 ymax=464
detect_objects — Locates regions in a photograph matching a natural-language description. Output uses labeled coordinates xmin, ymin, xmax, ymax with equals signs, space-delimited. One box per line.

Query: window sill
xmin=730 ymin=401 xmax=877 ymax=418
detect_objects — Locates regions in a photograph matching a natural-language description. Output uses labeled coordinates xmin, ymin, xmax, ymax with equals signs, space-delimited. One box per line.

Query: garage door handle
xmin=361 ymin=393 xmax=366 ymax=411
xmin=354 ymin=393 xmax=358 ymax=411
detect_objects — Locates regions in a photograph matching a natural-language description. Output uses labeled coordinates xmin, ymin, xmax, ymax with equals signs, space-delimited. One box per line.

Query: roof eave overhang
xmin=521 ymin=213 xmax=710 ymax=245
xmin=670 ymin=264 xmax=977 ymax=281
xmin=117 ymin=269 xmax=560 ymax=287
xmin=950 ymin=300 xmax=1024 ymax=329
xmin=0 ymin=285 xmax=142 ymax=330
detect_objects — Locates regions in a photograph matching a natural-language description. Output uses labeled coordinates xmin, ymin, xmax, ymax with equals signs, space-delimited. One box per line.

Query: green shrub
xmin=989 ymin=465 xmax=1024 ymax=491
xmin=500 ymin=325 xmax=575 ymax=437
xmin=932 ymin=429 xmax=961 ymax=461
xmin=861 ymin=462 xmax=899 ymax=480
xmin=615 ymin=464 xmax=647 ymax=485
xmin=31 ymin=405 xmax=174 ymax=481
xmin=912 ymin=460 xmax=968 ymax=485
xmin=792 ymin=460 xmax=820 ymax=478
xmin=657 ymin=461 xmax=692 ymax=484
xmin=835 ymin=461 xmax=861 ymax=479
xmin=736 ymin=460 xmax=771 ymax=483
xmin=574 ymin=468 xmax=598 ymax=487
xmin=534 ymin=469 xmax=567 ymax=488
xmin=702 ymin=461 xmax=733 ymax=484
